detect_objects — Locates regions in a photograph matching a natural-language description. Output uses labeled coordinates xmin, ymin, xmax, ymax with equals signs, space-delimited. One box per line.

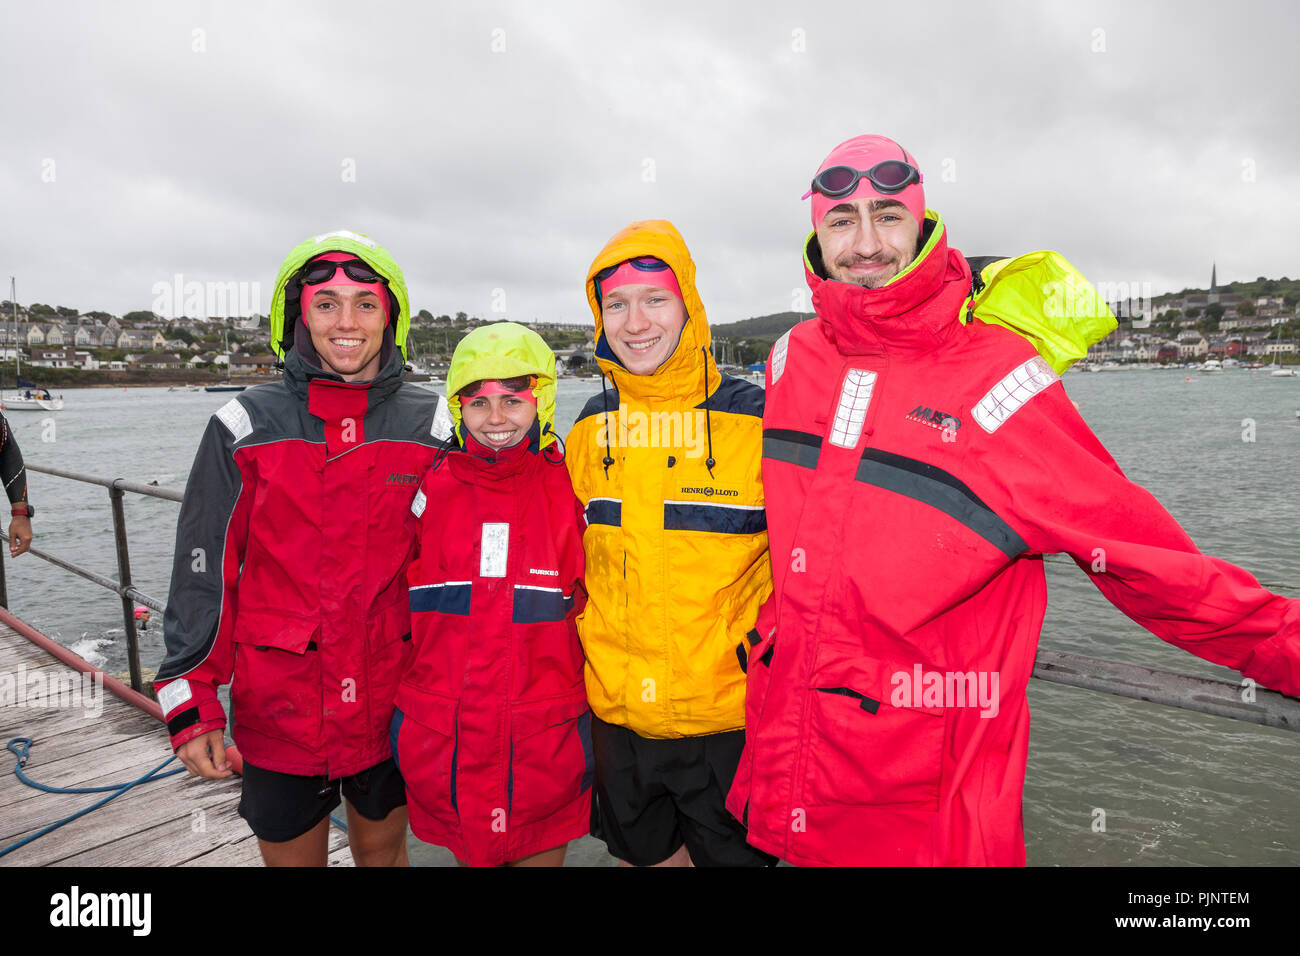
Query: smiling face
xmin=816 ymin=198 xmax=921 ymax=288
xmin=459 ymin=390 xmax=538 ymax=450
xmin=301 ymin=285 xmax=387 ymax=380
xmin=601 ymin=284 xmax=689 ymax=375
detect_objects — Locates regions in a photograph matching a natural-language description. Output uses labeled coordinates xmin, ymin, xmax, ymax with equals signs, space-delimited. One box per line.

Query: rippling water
xmin=5 ymin=367 xmax=1299 ymax=865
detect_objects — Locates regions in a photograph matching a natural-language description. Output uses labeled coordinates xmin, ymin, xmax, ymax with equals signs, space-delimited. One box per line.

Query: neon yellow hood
xmin=268 ymin=229 xmax=411 ymax=363
xmin=445 ymin=322 xmax=558 ymax=450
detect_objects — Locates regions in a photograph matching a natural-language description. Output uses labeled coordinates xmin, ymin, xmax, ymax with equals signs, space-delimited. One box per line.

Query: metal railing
xmin=1 ymin=462 xmax=1299 ymax=731
xmin=0 ymin=463 xmax=181 ymax=692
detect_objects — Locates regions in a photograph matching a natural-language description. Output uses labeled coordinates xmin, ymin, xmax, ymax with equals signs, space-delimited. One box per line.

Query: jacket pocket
xmin=230 ymin=610 xmax=323 ymax=748
xmin=508 ymin=689 xmax=592 ymax=827
xmin=802 ymin=643 xmax=945 ymax=809
xmin=394 ymin=689 xmax=461 ymax=826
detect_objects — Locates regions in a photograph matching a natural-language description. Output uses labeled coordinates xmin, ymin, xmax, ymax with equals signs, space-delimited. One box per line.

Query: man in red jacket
xmin=726 ymin=135 xmax=1300 ymax=866
xmin=154 ymin=232 xmax=452 ymax=866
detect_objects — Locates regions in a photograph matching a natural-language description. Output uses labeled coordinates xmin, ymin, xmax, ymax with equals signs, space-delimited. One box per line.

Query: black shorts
xmin=589 ymin=716 xmax=776 ymax=867
xmin=237 ymin=758 xmax=407 ymax=843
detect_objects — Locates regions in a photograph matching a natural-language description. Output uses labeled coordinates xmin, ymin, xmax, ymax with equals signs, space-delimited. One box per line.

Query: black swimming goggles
xmin=297 ymin=258 xmax=387 ymax=286
xmin=802 ymin=160 xmax=923 ymax=200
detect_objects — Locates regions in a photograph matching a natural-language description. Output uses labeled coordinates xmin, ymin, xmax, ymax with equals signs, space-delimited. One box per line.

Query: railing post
xmin=0 ymin=529 xmax=7 ymax=608
xmin=108 ymin=483 xmax=143 ymax=692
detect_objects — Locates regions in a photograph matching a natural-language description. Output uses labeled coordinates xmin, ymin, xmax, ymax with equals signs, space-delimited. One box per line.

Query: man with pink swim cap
xmin=155 ymin=231 xmax=454 ymax=866
xmin=726 ymin=135 xmax=1300 ymax=866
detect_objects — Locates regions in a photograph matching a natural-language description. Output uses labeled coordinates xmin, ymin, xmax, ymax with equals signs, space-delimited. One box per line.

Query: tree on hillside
xmin=122 ymin=310 xmax=156 ymax=323
xmin=1204 ymin=303 xmax=1225 ymax=322
xmin=28 ymin=303 xmax=55 ymax=315
xmin=1236 ymin=300 xmax=1257 ymax=317
xmin=55 ymin=305 xmax=78 ymax=317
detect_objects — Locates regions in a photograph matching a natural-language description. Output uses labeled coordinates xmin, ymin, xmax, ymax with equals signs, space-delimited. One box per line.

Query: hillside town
xmin=1088 ymin=266 xmax=1299 ymax=365
xmin=0 ymin=304 xmax=597 ymax=383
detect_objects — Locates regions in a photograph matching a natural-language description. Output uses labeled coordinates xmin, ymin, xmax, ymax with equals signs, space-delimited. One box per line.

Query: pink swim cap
xmin=806 ymin=135 xmax=926 ymax=231
xmin=300 ymin=251 xmax=391 ymax=324
xmin=596 ymin=257 xmax=682 ymax=303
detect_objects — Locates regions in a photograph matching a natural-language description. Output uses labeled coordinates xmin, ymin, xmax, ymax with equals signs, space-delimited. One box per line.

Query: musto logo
xmin=905 ymin=405 xmax=962 ymax=431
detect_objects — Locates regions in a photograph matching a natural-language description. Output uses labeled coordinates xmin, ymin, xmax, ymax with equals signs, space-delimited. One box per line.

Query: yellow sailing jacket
xmin=566 ymin=220 xmax=771 ymax=738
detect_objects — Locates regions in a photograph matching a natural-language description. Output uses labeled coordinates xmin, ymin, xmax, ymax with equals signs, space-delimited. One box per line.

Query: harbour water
xmin=4 ymin=367 xmax=1299 ymax=866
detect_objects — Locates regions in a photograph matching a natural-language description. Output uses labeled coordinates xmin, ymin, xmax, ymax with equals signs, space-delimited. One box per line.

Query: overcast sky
xmin=1 ymin=0 xmax=1296 ymax=328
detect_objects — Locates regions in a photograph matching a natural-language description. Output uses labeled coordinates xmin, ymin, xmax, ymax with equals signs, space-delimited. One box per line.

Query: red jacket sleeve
xmin=154 ymin=409 xmax=253 ymax=750
xmin=979 ymin=378 xmax=1300 ymax=697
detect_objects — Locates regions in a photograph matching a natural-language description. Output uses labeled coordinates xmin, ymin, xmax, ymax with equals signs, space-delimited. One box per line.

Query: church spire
xmin=1210 ymin=262 xmax=1217 ymax=292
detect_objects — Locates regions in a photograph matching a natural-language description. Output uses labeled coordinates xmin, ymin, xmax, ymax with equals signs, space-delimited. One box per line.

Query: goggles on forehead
xmin=801 ymin=160 xmax=923 ymax=200
xmin=594 ymin=256 xmax=671 ymax=284
xmin=298 ymin=257 xmax=387 ymax=286
xmin=459 ymin=376 xmax=539 ymax=401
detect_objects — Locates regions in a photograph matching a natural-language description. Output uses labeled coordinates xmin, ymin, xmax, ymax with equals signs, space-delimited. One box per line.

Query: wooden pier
xmin=0 ymin=623 xmax=352 ymax=866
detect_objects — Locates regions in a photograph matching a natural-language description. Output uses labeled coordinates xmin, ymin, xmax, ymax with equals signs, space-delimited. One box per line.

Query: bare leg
xmin=346 ymin=801 xmax=411 ymax=867
xmin=508 ymin=843 xmax=568 ymax=867
xmin=257 ymin=815 xmax=330 ymax=867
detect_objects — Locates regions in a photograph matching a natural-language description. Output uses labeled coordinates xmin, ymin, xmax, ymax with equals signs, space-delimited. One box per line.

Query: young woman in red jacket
xmin=393 ymin=322 xmax=592 ymax=867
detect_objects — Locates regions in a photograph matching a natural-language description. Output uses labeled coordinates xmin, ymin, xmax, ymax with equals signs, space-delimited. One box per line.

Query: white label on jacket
xmin=157 ymin=678 xmax=192 ymax=716
xmin=770 ymin=330 xmax=792 ymax=384
xmin=480 ymin=522 xmax=509 ymax=577
xmin=431 ymin=398 xmax=453 ymax=441
xmin=411 ymin=489 xmax=427 ymax=517
xmin=972 ymin=356 xmax=1059 ymax=434
xmin=828 ymin=369 xmax=877 ymax=448
xmin=215 ymin=399 xmax=252 ymax=442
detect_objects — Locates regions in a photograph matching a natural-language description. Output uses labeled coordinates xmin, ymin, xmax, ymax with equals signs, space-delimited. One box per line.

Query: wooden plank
xmin=58 ymin=796 xmax=256 ymax=867
xmin=3 ymin=772 xmax=243 ymax=866
xmin=0 ymin=742 xmax=200 ymax=842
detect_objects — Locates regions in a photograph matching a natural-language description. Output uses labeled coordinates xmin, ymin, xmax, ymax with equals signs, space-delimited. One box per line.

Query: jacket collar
xmin=448 ymin=430 xmax=544 ymax=482
xmin=803 ymin=212 xmax=973 ymax=357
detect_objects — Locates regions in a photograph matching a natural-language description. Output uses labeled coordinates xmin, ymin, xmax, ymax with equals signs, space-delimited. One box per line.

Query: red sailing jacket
xmin=154 ymin=347 xmax=452 ymax=777
xmin=394 ymin=434 xmax=591 ymax=866
xmin=725 ymin=217 xmax=1300 ymax=866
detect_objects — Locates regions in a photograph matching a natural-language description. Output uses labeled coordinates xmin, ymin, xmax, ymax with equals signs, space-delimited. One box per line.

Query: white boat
xmin=3 ymin=277 xmax=64 ymax=411
xmin=1198 ymin=359 xmax=1224 ymax=374
xmin=1265 ymin=324 xmax=1296 ymax=376
xmin=2 ymin=387 xmax=64 ymax=412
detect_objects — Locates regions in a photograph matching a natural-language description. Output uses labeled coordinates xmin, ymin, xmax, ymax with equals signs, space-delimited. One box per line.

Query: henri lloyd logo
xmin=679 ymin=486 xmax=739 ymax=498
xmin=50 ymin=886 xmax=151 ymax=936
xmin=905 ymin=405 xmax=962 ymax=432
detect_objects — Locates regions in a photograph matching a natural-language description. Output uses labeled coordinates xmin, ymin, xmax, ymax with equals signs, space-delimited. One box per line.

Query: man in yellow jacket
xmin=566 ymin=220 xmax=775 ymax=866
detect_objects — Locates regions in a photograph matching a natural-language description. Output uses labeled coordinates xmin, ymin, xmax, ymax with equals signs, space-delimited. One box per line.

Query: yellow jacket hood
xmin=586 ymin=219 xmax=719 ymax=403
